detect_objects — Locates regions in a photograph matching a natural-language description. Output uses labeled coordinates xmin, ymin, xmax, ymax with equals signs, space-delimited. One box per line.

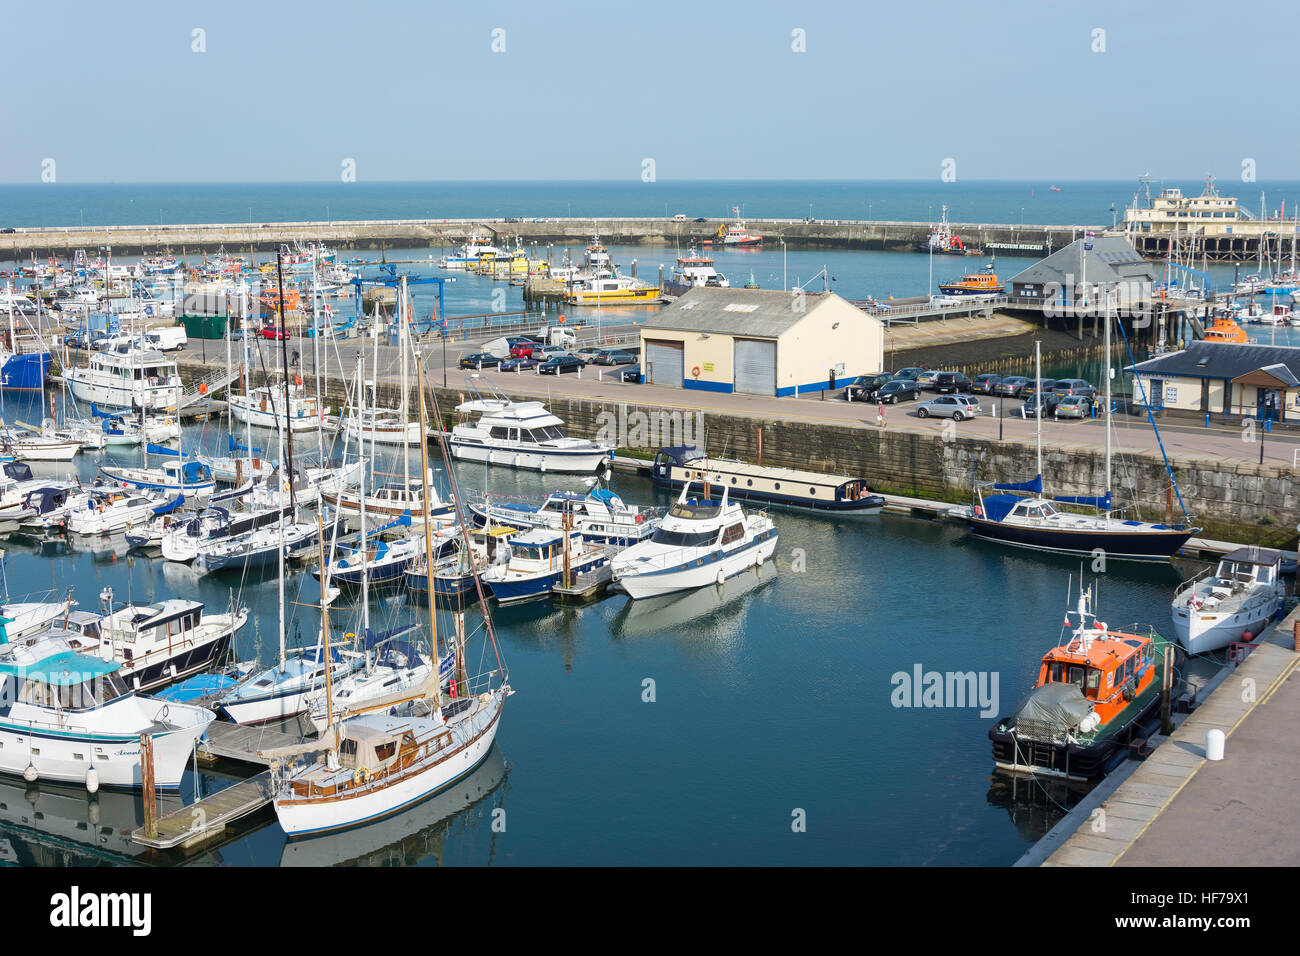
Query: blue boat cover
xmin=360 ymin=624 xmax=420 ymax=652
xmin=1053 ymin=492 xmax=1112 ymax=509
xmin=992 ymin=474 xmax=1043 ymax=494
xmin=980 ymin=494 xmax=1023 ymax=523
xmin=181 ymin=461 xmax=212 ymax=482
xmin=152 ymin=494 xmax=185 ymax=515
xmin=228 ymin=434 xmax=264 ymax=454
xmin=146 ymin=443 xmax=180 ymax=457
xmin=588 ymin=488 xmax=619 ymax=505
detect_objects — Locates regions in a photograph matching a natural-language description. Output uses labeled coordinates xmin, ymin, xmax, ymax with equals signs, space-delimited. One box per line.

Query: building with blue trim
xmin=638 ymin=287 xmax=884 ymax=397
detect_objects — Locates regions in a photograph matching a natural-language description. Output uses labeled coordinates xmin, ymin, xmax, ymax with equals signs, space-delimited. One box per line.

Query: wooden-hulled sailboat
xmin=272 ymin=343 xmax=510 ymax=837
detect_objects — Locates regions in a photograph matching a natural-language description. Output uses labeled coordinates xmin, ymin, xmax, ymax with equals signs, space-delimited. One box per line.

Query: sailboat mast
xmin=356 ymin=352 xmax=369 ymax=640
xmin=413 ymin=348 xmax=441 ymax=705
xmin=1104 ymin=290 xmax=1112 ymax=501
xmin=400 ymin=277 xmax=410 ymax=493
xmin=315 ymin=509 xmax=335 ymax=739
xmin=1035 ymin=339 xmax=1043 ymax=482
xmin=276 ymin=251 xmax=296 ymax=512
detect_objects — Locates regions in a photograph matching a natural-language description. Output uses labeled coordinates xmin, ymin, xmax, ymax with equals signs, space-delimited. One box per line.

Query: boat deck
xmin=130 ymin=769 xmax=276 ymax=850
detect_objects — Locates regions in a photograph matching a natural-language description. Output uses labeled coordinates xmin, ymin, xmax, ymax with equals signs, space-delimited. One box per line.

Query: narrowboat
xmin=989 ymin=587 xmax=1180 ymax=782
xmin=651 ymin=445 xmax=883 ymax=516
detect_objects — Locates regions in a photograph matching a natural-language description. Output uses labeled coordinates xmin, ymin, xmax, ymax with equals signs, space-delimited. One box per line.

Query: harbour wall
xmin=5 ymin=217 xmax=1093 ymax=260
xmin=183 ymin=360 xmax=1297 ymax=548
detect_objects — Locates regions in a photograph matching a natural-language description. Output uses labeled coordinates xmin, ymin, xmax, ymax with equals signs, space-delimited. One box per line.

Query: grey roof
xmin=643 ymin=286 xmax=853 ymax=337
xmin=1128 ymin=341 xmax=1300 ymax=385
xmin=1222 ymin=546 xmax=1283 ymax=565
xmin=1008 ymin=236 xmax=1155 ymax=288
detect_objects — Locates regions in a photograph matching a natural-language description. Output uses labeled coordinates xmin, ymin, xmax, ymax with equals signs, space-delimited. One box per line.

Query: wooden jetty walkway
xmin=131 ymin=770 xmax=277 ymax=850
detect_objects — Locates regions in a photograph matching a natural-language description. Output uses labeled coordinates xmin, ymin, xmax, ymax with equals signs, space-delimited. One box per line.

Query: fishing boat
xmin=989 ymin=586 xmax=1178 ymax=781
xmin=0 ymin=627 xmax=213 ymax=789
xmin=469 ymin=487 xmax=660 ymax=546
xmin=56 ymin=593 xmax=249 ymax=693
xmin=916 ymin=204 xmax=970 ymax=255
xmin=481 ymin=528 xmax=612 ymax=604
xmin=611 ymin=478 xmax=778 ymax=599
xmin=449 ymin=390 xmax=612 ymax=474
xmin=228 ymin=380 xmax=324 ymax=432
xmin=938 ymin=264 xmax=1004 ymax=296
xmin=661 ymin=247 xmax=729 ymax=298
xmin=961 ymin=329 xmax=1200 ymax=561
xmin=650 ymin=446 xmax=883 ymax=516
xmin=1170 ymin=547 xmax=1284 ymax=654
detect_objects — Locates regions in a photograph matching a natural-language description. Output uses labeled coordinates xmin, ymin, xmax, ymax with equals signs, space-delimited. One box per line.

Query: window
xmin=1067 ymin=666 xmax=1085 ymax=686
xmin=374 ymin=741 xmax=396 ymax=761
xmin=651 ymin=528 xmax=718 ymax=547
xmin=720 ymin=523 xmax=744 ymax=545
xmin=1086 ymin=669 xmax=1101 ymax=692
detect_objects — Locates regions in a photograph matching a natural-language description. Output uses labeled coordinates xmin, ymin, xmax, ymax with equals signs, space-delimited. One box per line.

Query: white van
xmin=145 ymin=327 xmax=188 ymax=351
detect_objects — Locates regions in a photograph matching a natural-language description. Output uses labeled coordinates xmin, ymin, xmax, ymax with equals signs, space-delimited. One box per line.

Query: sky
xmin=1 ymin=0 xmax=1296 ymax=183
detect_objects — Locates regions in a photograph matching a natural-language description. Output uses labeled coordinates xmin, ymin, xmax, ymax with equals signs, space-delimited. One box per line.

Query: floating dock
xmin=131 ymin=769 xmax=277 ymax=850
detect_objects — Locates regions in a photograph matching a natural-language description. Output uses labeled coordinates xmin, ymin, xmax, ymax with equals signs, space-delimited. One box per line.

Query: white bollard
xmin=1206 ymin=728 xmax=1225 ymax=761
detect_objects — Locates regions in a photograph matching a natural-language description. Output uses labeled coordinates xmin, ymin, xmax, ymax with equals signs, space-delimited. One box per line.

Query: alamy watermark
xmin=891 ymin=664 xmax=1000 ymax=718
xmin=595 ymin=404 xmax=703 ymax=450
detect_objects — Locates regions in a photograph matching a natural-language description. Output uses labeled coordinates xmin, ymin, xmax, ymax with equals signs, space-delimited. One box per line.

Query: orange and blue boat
xmin=939 ymin=264 xmax=1004 ymax=296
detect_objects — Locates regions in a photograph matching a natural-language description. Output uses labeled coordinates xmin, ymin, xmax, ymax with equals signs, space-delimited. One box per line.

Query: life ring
xmin=361 ymin=767 xmax=371 ymax=783
xmin=352 ymin=769 xmax=363 ymax=786
xmin=691 ymin=366 xmax=701 ymax=378
xmin=294 ymin=374 xmax=303 ymax=387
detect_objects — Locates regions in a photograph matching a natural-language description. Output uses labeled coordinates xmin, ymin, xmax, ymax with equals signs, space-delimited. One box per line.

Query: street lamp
xmin=781 ymin=239 xmax=787 ymax=290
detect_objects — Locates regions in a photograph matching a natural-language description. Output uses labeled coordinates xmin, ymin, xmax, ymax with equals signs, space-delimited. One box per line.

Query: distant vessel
xmin=449 ymin=392 xmax=612 ymax=473
xmin=1201 ymin=314 xmax=1248 ymax=344
xmin=916 ymin=204 xmax=970 ymax=255
xmin=1049 ymin=185 xmax=1062 ymax=192
xmin=719 ymin=210 xmax=762 ymax=247
xmin=661 ymin=246 xmax=729 ymax=298
xmin=65 ymin=345 xmax=182 ymax=410
xmin=937 ymin=264 xmax=1004 ymax=296
xmin=439 ymin=235 xmax=501 ymax=270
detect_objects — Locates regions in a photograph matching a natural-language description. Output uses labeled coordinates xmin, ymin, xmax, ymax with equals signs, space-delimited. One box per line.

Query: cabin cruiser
xmin=53 ymin=594 xmax=249 ymax=693
xmin=64 ymin=344 xmax=183 ymax=410
xmin=449 ymin=394 xmax=612 ymax=473
xmin=661 ymin=247 xmax=729 ymax=298
xmin=66 ymin=488 xmax=179 ymax=535
xmin=469 ymin=487 xmax=660 ymax=546
xmin=1171 ymin=547 xmax=1285 ymax=654
xmin=612 ymin=479 xmax=778 ymax=599
xmin=99 ymin=456 xmax=214 ymax=498
xmin=481 ymin=528 xmax=612 ymax=603
xmin=0 ymin=628 xmax=213 ymax=789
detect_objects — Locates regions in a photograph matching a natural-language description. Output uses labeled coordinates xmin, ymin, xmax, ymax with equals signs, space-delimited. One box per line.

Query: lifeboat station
xmin=1128 ymin=341 xmax=1300 ymax=422
xmin=637 ymin=286 xmax=884 ymax=397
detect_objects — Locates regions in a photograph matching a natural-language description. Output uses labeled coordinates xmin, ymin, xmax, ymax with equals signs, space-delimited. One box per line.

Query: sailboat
xmin=271 ymin=340 xmax=509 ymax=837
xmin=962 ymin=293 xmax=1201 ymax=560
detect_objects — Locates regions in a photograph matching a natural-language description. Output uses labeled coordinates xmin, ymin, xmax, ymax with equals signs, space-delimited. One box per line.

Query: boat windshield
xmin=650 ymin=527 xmax=718 ymax=548
xmin=668 ymin=499 xmax=722 ymax=520
xmin=12 ymin=671 xmax=130 ymax=710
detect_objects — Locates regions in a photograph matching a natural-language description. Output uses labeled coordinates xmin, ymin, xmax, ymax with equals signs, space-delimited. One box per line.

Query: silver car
xmin=916 ymin=394 xmax=982 ymax=422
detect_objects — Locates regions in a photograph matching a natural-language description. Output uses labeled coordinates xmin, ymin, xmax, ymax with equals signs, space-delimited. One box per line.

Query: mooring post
xmin=1161 ymin=644 xmax=1174 ymax=735
xmin=141 ymin=732 xmax=157 ymax=837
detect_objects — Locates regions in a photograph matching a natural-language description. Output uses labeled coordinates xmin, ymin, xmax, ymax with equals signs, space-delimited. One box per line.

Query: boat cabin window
xmin=15 ymin=672 xmax=129 ymax=710
xmin=651 ymin=527 xmax=718 ymax=548
xmin=1085 ymin=669 xmax=1101 ymax=693
xmin=489 ymin=427 xmax=511 ymax=440
xmin=374 ymin=741 xmax=396 ymax=762
xmin=1067 ymin=665 xmax=1085 ymax=686
xmin=719 ymin=523 xmax=744 ymax=545
xmin=668 ymin=498 xmax=722 ymax=520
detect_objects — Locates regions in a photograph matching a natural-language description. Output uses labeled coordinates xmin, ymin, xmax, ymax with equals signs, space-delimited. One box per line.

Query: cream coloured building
xmin=1128 ymin=341 xmax=1300 ymax=421
xmin=638 ymin=287 xmax=884 ymax=397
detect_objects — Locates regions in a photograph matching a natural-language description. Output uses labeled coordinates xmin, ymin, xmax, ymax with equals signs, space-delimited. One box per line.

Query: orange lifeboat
xmin=1202 ymin=315 xmax=1247 ymax=344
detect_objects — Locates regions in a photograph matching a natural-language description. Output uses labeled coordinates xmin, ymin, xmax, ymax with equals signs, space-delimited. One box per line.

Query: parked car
xmin=509 ymin=341 xmax=544 ymax=358
xmin=893 ymin=367 xmax=926 ymax=381
xmin=499 ymin=355 xmax=539 ymax=372
xmin=875 ymin=380 xmax=921 ymax=404
xmin=1021 ymin=378 xmax=1058 ymax=401
xmin=994 ymin=375 xmax=1031 ymax=398
xmin=1053 ymin=396 xmax=1094 ymax=419
xmin=1016 ymin=394 xmax=1058 ymax=418
xmin=261 ymin=325 xmax=289 ymax=340
xmin=539 ymin=355 xmax=583 ymax=375
xmin=459 ymin=352 xmax=501 ymax=369
xmin=693 ymin=217 xmax=707 ymax=223
xmin=916 ymin=395 xmax=982 ymax=421
xmin=971 ymin=374 xmax=1002 ymax=394
xmin=574 ymin=347 xmax=605 ymax=364
xmin=619 ymin=364 xmax=642 ymax=383
xmin=930 ymin=294 xmax=961 ymax=307
xmin=844 ymin=372 xmax=895 ymax=402
xmin=915 ymin=370 xmax=942 ymax=389
xmin=1051 ymin=378 xmax=1097 ymax=401
xmin=592 ymin=349 xmax=636 ymax=366
xmin=932 ymin=371 xmax=972 ymax=394
xmin=537 ymin=346 xmax=572 ymax=362
xmin=673 ymin=213 xmax=688 ymax=222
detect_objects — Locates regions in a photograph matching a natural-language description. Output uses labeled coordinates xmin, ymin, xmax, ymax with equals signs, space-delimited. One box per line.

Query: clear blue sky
xmin=2 ymin=0 xmax=1294 ymax=183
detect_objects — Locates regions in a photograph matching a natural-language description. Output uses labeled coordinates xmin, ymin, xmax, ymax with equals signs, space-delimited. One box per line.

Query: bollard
xmin=1293 ymin=619 xmax=1299 ymax=652
xmin=1205 ymin=728 xmax=1225 ymax=761
xmin=1205 ymin=412 xmax=1210 ymax=428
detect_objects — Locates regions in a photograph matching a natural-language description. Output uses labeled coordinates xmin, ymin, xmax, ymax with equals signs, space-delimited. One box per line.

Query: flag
xmin=732 ymin=206 xmax=739 ymax=215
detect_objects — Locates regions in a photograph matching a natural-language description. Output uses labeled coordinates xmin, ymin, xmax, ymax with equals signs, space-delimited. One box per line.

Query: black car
xmin=844 ymin=372 xmax=894 ymax=402
xmin=1021 ymin=378 xmax=1058 ymax=401
xmin=0 ymin=227 xmax=15 ymax=234
xmin=458 ymin=352 xmax=501 ymax=369
xmin=1016 ymin=394 xmax=1058 ymax=418
xmin=619 ymin=364 xmax=642 ymax=383
xmin=875 ymin=380 xmax=921 ymax=404
xmin=931 ymin=371 xmax=972 ymax=394
xmin=971 ymin=373 xmax=1002 ymax=394
xmin=539 ymin=355 xmax=583 ymax=375
xmin=693 ymin=217 xmax=707 ymax=223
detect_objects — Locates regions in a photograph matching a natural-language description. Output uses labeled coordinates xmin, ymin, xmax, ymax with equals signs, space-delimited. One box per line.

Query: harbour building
xmin=1007 ymin=236 xmax=1155 ymax=309
xmin=637 ymin=287 xmax=884 ymax=397
xmin=1127 ymin=341 xmax=1300 ymax=421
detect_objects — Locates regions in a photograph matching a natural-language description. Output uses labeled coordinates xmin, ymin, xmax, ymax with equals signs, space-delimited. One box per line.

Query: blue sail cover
xmin=228 ymin=434 xmax=264 ymax=454
xmin=992 ymin=474 xmax=1042 ymax=494
xmin=1053 ymin=492 xmax=1112 ymax=509
xmin=152 ymin=494 xmax=185 ymax=515
xmin=366 ymin=514 xmax=412 ymax=538
xmin=146 ymin=443 xmax=180 ymax=457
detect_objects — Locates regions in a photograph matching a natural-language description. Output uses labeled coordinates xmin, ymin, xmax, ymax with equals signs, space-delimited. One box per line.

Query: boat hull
xmin=615 ymin=530 xmax=778 ymax=600
xmin=966 ymin=516 xmax=1196 ymax=561
xmin=449 ymin=440 xmax=610 ymax=474
xmin=484 ymin=553 xmax=609 ymax=603
xmin=1170 ymin=598 xmax=1281 ymax=654
xmin=0 ymin=353 xmax=53 ymax=391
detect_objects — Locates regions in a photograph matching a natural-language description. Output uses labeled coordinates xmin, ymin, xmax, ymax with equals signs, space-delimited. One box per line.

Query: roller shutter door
xmin=733 ymin=338 xmax=776 ymax=396
xmin=645 ymin=340 xmax=684 ymax=388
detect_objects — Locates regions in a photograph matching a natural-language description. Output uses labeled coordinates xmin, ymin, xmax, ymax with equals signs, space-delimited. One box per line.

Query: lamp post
xmin=781 ymin=239 xmax=787 ymax=290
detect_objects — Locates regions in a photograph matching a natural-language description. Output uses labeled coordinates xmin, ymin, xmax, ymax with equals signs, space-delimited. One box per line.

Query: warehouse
xmin=1127 ymin=341 xmax=1300 ymax=421
xmin=637 ymin=287 xmax=884 ymax=397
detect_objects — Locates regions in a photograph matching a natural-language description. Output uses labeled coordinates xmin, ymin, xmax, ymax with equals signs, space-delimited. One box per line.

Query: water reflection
xmin=610 ymin=561 xmax=778 ymax=640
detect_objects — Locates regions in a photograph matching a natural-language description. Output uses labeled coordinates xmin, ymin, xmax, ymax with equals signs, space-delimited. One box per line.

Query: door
xmin=733 ymin=338 xmax=777 ymax=396
xmin=645 ymin=340 xmax=684 ymax=388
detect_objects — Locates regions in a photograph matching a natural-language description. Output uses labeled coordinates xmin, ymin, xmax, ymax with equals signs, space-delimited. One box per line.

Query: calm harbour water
xmin=0 ymin=388 xmax=1216 ymax=866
